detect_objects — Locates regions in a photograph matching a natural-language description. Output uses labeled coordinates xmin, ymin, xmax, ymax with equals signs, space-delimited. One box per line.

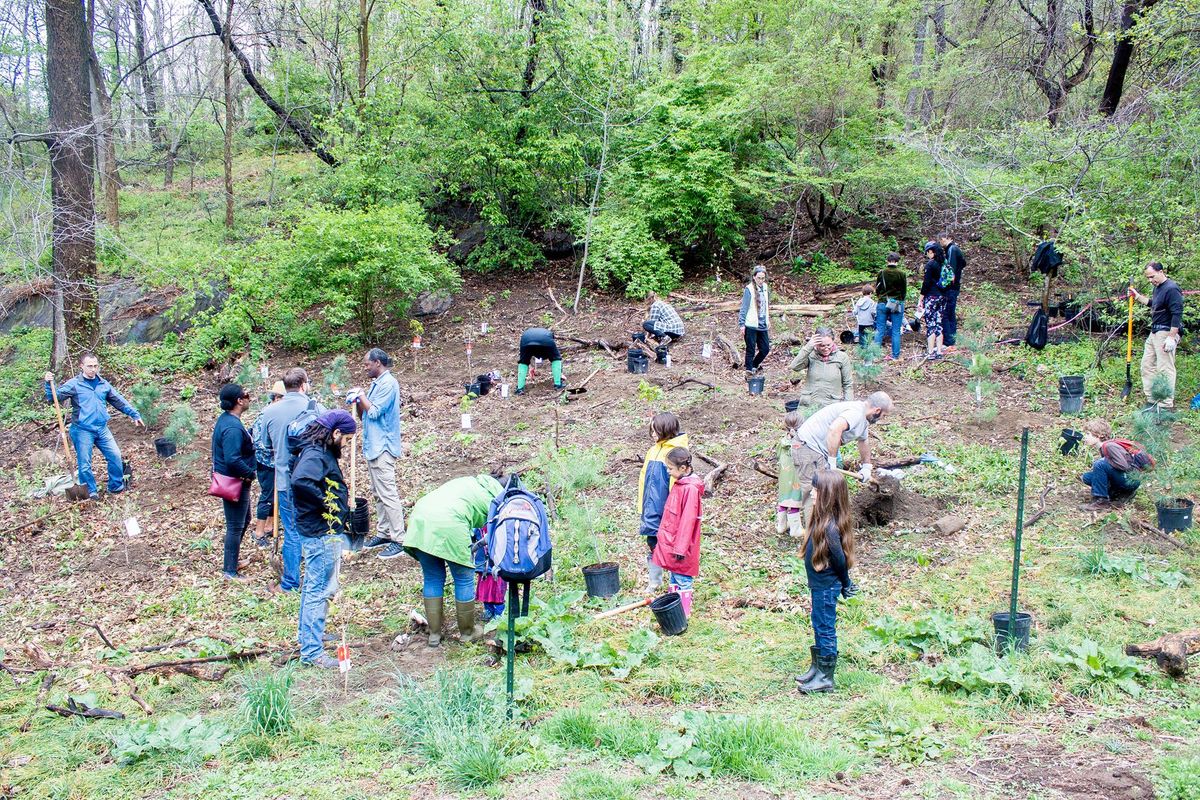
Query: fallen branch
xmin=667 ymin=377 xmax=716 ymax=391
xmin=82 ymin=622 xmax=117 ymax=650
xmin=702 ymin=463 xmax=730 ymax=495
xmin=876 ymin=456 xmax=923 ymax=470
xmin=676 ymin=300 xmax=835 ymax=315
xmin=19 ymin=672 xmax=56 ymax=732
xmin=1024 ymin=480 xmax=1053 ymax=527
xmin=132 ymin=635 xmax=234 ymax=653
xmin=1135 ymin=519 xmax=1186 ymax=550
xmin=1125 ymin=629 xmax=1200 ymax=677
xmin=564 ymin=335 xmax=622 ymax=358
xmin=0 ymin=504 xmax=77 ymax=537
xmin=125 ymin=646 xmax=281 ymax=677
xmin=546 ymin=285 xmax=569 ymax=317
xmin=752 ymin=460 xmax=779 ymax=481
xmin=714 ymin=334 xmax=741 ymax=369
xmin=47 ymin=696 xmax=124 ymax=720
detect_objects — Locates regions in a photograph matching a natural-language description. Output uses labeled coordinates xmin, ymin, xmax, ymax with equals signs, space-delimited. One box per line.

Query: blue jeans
xmin=298 ymin=534 xmax=342 ymax=662
xmin=669 ymin=572 xmax=694 ymax=590
xmin=1081 ymin=458 xmax=1139 ymax=500
xmin=221 ymin=481 xmax=251 ymax=576
xmin=278 ymin=488 xmax=301 ymax=591
xmin=873 ymin=301 xmax=904 ymax=358
xmin=943 ymin=290 xmax=959 ymax=345
xmin=810 ymin=586 xmax=841 ymax=657
xmin=414 ymin=550 xmax=476 ymax=602
xmin=69 ymin=424 xmax=125 ymax=495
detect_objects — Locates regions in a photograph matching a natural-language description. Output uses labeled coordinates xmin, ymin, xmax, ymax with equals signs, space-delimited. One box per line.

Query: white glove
xmin=1163 ymin=336 xmax=1177 ymax=353
xmin=858 ymin=464 xmax=873 ymax=482
xmin=345 ymin=388 xmax=363 ymax=404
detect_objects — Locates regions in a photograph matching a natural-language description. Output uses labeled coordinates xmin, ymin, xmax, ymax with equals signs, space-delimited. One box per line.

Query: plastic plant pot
xmin=1156 ymin=498 xmax=1194 ymax=533
xmin=747 ymin=376 xmax=766 ymax=395
xmin=581 ymin=562 xmax=620 ymax=598
xmin=154 ymin=437 xmax=177 ymax=459
xmin=627 ymin=350 xmax=649 ymax=374
xmin=784 ymin=399 xmax=801 ymax=413
xmin=650 ymin=592 xmax=688 ymax=636
xmin=991 ymin=611 xmax=1032 ymax=654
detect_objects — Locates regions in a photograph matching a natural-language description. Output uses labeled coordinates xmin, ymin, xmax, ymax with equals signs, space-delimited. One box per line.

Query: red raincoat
xmin=652 ymin=475 xmax=704 ymax=577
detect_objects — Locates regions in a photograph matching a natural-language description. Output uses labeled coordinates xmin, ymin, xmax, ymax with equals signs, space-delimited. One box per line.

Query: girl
xmin=652 ymin=448 xmax=704 ymax=618
xmin=638 ymin=412 xmax=689 ymax=590
xmin=917 ymin=241 xmax=947 ymax=360
xmin=738 ymin=265 xmax=771 ymax=374
xmin=776 ymin=411 xmax=805 ymax=539
xmin=796 ymin=470 xmax=858 ymax=694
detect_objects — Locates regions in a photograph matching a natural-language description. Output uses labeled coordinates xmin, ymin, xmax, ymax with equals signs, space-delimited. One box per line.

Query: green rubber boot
xmin=423 ymin=597 xmax=444 ymax=647
xmin=516 ymin=363 xmax=529 ymax=393
xmin=455 ymin=601 xmax=485 ymax=642
xmin=551 ymin=360 xmax=564 ymax=389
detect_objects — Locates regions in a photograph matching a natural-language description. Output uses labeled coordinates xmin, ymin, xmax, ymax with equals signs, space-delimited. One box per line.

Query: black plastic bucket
xmin=784 ymin=399 xmax=801 ymax=413
xmin=627 ymin=350 xmax=649 ymax=374
xmin=154 ymin=437 xmax=176 ymax=459
xmin=122 ymin=459 xmax=132 ymax=488
xmin=1156 ymin=499 xmax=1194 ymax=532
xmin=1059 ymin=376 xmax=1085 ymax=415
xmin=476 ymin=375 xmax=493 ymax=396
xmin=1060 ymin=428 xmax=1083 ymax=456
xmin=991 ymin=611 xmax=1032 ymax=654
xmin=582 ymin=562 xmax=620 ymax=598
xmin=651 ymin=592 xmax=688 ymax=636
xmin=839 ymin=330 xmax=856 ymax=345
xmin=655 ymin=345 xmax=669 ymax=364
xmin=748 ymin=376 xmax=765 ymax=395
xmin=464 ymin=381 xmax=482 ymax=397
xmin=352 ymin=497 xmax=370 ymax=534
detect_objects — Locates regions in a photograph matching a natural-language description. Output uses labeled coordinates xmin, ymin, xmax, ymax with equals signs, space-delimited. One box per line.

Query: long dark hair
xmin=805 ymin=470 xmax=855 ymax=572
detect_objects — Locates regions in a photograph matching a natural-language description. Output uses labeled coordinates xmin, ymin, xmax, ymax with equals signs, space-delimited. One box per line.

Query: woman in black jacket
xmin=212 ymin=384 xmax=256 ymax=580
xmin=916 ymin=242 xmax=947 ymax=361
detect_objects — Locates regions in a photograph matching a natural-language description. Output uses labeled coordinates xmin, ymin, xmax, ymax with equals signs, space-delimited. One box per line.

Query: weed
xmin=1051 ymin=639 xmax=1144 ymax=699
xmin=637 ymin=379 xmax=665 ymax=405
xmin=919 ymin=645 xmax=1043 ymax=704
xmin=560 ymin=769 xmax=641 ymax=800
xmin=859 ymin=719 xmax=947 ymax=764
xmin=634 ymin=716 xmax=714 ymax=779
xmin=241 ymin=666 xmax=295 ymax=735
xmin=1156 ymin=751 xmax=1200 ymax=800
xmin=111 ymin=713 xmax=233 ymax=765
xmin=444 ymin=737 xmax=520 ymax=790
xmin=866 ymin=610 xmax=986 ymax=655
xmin=1080 ymin=545 xmax=1189 ymax=588
xmin=542 ymin=706 xmax=656 ymax=757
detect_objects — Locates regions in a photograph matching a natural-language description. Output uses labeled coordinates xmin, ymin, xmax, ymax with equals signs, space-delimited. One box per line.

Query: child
xmin=776 ymin=412 xmax=805 ymax=538
xmin=1079 ymin=419 xmax=1151 ymax=511
xmin=796 ymin=470 xmax=857 ymax=694
xmin=638 ymin=412 xmax=689 ymax=590
xmin=652 ymin=448 xmax=704 ymax=617
xmin=471 ymin=527 xmax=506 ymax=622
xmin=849 ymin=286 xmax=876 ymax=345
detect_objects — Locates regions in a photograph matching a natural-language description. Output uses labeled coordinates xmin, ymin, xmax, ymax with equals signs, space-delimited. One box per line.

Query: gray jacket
xmin=258 ymin=391 xmax=325 ymax=486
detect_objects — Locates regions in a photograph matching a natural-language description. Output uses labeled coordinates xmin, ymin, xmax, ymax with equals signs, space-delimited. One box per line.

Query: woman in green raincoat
xmin=404 ymin=473 xmax=503 ymax=646
xmin=776 ymin=411 xmax=806 ymax=539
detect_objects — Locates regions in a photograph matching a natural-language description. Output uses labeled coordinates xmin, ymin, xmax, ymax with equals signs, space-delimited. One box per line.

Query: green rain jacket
xmin=404 ymin=474 xmax=503 ymax=567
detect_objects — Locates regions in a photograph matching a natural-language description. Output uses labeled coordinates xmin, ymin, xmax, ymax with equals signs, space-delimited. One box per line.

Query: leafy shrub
xmin=163 ymin=404 xmax=200 ymax=446
xmin=465 ymin=226 xmax=544 ymax=274
xmin=858 ymin=719 xmax=947 ymax=764
xmin=637 ymin=379 xmax=665 ymax=405
xmin=242 ymin=667 xmax=295 ymax=735
xmin=587 ymin=211 xmax=680 ymax=298
xmin=845 ymin=228 xmax=898 ymax=274
xmin=112 ymin=713 xmax=233 ymax=765
xmin=793 ymin=251 xmax=873 ymax=286
xmin=918 ymin=645 xmax=1041 ymax=703
xmin=866 ymin=610 xmax=987 ymax=655
xmin=0 ymin=327 xmax=52 ymax=427
xmin=131 ymin=383 xmax=163 ymax=427
xmin=1157 ymin=752 xmax=1200 ymax=800
xmin=1051 ymin=639 xmax=1144 ymax=699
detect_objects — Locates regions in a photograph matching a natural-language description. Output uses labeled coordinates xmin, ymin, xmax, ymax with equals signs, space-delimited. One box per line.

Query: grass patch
xmin=241 ymin=665 xmax=295 ymax=735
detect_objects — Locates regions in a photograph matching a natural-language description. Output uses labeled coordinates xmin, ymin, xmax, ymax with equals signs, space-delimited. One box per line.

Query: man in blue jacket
xmin=350 ymin=348 xmax=407 ymax=559
xmin=44 ymin=353 xmax=144 ymax=499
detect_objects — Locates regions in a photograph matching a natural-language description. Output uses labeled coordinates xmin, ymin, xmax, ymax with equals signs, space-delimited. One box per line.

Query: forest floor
xmin=2 ymin=173 xmax=1200 ymax=799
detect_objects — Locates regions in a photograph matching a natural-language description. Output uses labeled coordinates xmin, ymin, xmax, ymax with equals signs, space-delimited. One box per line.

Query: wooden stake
xmin=592 ymin=597 xmax=652 ymax=620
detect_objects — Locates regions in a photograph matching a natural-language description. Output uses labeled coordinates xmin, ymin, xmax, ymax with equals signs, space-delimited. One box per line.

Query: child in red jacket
xmin=652 ymin=447 xmax=704 ymax=617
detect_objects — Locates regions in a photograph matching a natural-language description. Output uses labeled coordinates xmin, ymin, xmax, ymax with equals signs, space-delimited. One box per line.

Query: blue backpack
xmin=485 ymin=475 xmax=552 ymax=582
xmin=285 ymin=399 xmax=322 ymax=457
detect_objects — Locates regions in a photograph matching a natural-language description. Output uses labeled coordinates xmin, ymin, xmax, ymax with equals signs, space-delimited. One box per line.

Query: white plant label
xmin=124 ymin=518 xmax=141 ymax=537
xmin=665 ymin=353 xmax=672 ymax=367
xmin=500 ymin=384 xmax=510 ymax=398
xmin=702 ymin=342 xmax=712 ymax=358
xmin=480 ymin=322 xmax=488 ymax=334
xmin=461 ymin=414 xmax=472 ymax=430
xmin=259 ymin=364 xmax=269 ymax=381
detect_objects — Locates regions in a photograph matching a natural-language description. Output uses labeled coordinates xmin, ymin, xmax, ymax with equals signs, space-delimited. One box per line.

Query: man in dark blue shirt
xmin=937 ymin=232 xmax=967 ymax=347
xmin=1130 ymin=261 xmax=1185 ymax=410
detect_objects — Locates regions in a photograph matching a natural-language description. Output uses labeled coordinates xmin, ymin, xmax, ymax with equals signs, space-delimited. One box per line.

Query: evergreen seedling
xmin=163 ymin=404 xmax=199 ymax=446
xmin=131 ymin=383 xmax=162 ymax=427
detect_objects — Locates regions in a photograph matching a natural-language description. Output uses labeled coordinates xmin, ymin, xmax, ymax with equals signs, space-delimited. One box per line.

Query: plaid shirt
xmin=648 ymin=301 xmax=685 ymax=336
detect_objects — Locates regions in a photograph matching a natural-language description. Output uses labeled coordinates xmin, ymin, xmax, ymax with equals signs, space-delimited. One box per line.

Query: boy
xmin=849 ymin=286 xmax=876 ymax=345
xmin=1079 ymin=419 xmax=1150 ymax=511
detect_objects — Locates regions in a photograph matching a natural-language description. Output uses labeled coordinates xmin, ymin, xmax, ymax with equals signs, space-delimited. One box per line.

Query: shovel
xmin=48 ymin=378 xmax=90 ymax=501
xmin=1121 ymin=286 xmax=1134 ymax=401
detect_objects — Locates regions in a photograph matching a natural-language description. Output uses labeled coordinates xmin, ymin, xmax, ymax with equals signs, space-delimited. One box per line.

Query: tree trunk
xmin=222 ymin=0 xmax=234 ymax=228
xmin=87 ymin=56 xmax=119 ymax=230
xmin=904 ymin=10 xmax=929 ymax=127
xmin=1100 ymin=1 xmax=1159 ymax=116
xmin=520 ymin=0 xmax=546 ymax=100
xmin=357 ymin=0 xmax=370 ymax=113
xmin=45 ymin=0 xmax=101 ymax=366
xmin=130 ymin=0 xmax=164 ymax=147
xmin=872 ymin=21 xmax=896 ymax=109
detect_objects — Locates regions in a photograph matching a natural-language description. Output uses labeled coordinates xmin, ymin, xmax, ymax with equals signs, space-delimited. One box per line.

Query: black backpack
xmin=1025 ymin=308 xmax=1049 ymax=350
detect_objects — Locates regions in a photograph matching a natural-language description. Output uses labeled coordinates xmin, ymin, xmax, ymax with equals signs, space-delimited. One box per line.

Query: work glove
xmin=1163 ymin=337 xmax=1177 ymax=353
xmin=842 ymin=582 xmax=859 ymax=599
xmin=857 ymin=463 xmax=873 ymax=483
xmin=345 ymin=388 xmax=363 ymax=404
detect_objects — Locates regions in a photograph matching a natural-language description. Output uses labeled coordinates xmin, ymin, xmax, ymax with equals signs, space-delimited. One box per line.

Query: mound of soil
xmin=852 ymin=474 xmax=943 ymax=528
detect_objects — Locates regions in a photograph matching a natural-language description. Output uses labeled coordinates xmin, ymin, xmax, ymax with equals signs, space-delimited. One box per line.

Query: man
xmin=291 ymin=410 xmax=356 ymax=669
xmin=350 ymin=348 xmax=407 ymax=559
xmin=250 ymin=380 xmax=286 ymax=547
xmin=873 ymin=252 xmax=907 ymax=360
xmin=791 ymin=392 xmax=894 ymax=524
xmin=937 ymin=232 xmax=966 ymax=348
xmin=641 ymin=292 xmax=685 ymax=347
xmin=515 ymin=327 xmax=565 ymax=395
xmin=788 ymin=328 xmax=853 ymax=408
xmin=44 ymin=353 xmax=145 ymax=499
xmin=258 ymin=368 xmax=325 ymax=592
xmin=1130 ymin=261 xmax=1184 ymax=410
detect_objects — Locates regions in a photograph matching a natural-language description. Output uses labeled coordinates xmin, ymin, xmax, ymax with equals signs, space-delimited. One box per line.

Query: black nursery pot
xmin=154 ymin=437 xmax=176 ymax=459
xmin=747 ymin=376 xmax=766 ymax=395
xmin=582 ymin=562 xmax=620 ymax=598
xmin=650 ymin=592 xmax=688 ymax=636
xmin=991 ymin=611 xmax=1032 ymax=654
xmin=1060 ymin=428 xmax=1083 ymax=456
xmin=1156 ymin=498 xmax=1194 ymax=533
xmin=627 ymin=349 xmax=649 ymax=374
xmin=784 ymin=399 xmax=801 ymax=413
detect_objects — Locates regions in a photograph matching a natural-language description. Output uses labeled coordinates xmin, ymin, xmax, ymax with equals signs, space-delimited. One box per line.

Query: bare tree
xmin=1016 ymin=0 xmax=1099 ymax=126
xmin=1099 ymin=0 xmax=1161 ymax=116
xmin=129 ymin=0 xmax=164 ymax=147
xmin=221 ymin=0 xmax=233 ymax=228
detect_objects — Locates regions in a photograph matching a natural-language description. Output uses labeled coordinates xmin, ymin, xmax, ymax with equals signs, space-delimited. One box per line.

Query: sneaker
xmin=303 ymin=654 xmax=339 ymax=669
xmin=378 ymin=542 xmax=407 ymax=560
xmin=553 ymin=382 xmax=566 ymax=390
xmin=254 ymin=535 xmax=272 ymax=548
xmin=222 ymin=572 xmax=249 ymax=582
xmin=1082 ymin=498 xmax=1113 ymax=512
xmin=362 ymin=535 xmax=392 ymax=549
xmin=514 ymin=387 xmax=526 ymax=396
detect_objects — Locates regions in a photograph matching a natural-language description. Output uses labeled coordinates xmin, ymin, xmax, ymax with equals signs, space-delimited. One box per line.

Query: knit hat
xmin=218 ymin=383 xmax=246 ymax=411
xmin=315 ymin=409 xmax=357 ymax=435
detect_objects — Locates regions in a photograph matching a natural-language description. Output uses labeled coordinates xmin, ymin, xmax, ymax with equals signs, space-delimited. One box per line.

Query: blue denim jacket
xmin=361 ymin=370 xmax=402 ymax=461
xmin=46 ymin=374 xmax=141 ymax=433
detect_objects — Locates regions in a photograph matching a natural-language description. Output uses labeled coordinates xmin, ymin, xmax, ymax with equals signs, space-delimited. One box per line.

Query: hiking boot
xmin=222 ymin=571 xmax=249 ymax=582
xmin=797 ymin=653 xmax=837 ymax=694
xmin=1082 ymin=498 xmax=1114 ymax=512
xmin=515 ymin=387 xmax=526 ymax=396
xmin=378 ymin=542 xmax=406 ymax=560
xmin=455 ymin=601 xmax=485 ymax=642
xmin=793 ymin=646 xmax=819 ymax=686
xmin=424 ymin=597 xmax=444 ymax=647
xmin=363 ymin=535 xmax=392 ymax=550
xmin=303 ymin=654 xmax=339 ymax=669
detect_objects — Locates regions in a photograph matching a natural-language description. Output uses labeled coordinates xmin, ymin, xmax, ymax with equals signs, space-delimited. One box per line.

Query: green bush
xmin=587 ymin=211 xmax=681 ymax=298
xmin=845 ymin=228 xmax=898 ymax=274
xmin=466 ymin=226 xmax=545 ymax=274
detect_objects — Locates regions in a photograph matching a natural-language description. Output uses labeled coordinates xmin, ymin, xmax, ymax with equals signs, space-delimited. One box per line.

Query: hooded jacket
xmin=652 ymin=474 xmax=704 ymax=577
xmin=788 ymin=343 xmax=853 ymax=405
xmin=404 ymin=474 xmax=503 ymax=567
xmin=290 ymin=443 xmax=350 ymax=538
xmin=637 ymin=432 xmax=690 ymax=537
xmin=45 ymin=375 xmax=141 ymax=433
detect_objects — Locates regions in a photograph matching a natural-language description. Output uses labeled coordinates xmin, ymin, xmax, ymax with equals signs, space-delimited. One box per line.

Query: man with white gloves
xmin=1130 ymin=262 xmax=1184 ymax=411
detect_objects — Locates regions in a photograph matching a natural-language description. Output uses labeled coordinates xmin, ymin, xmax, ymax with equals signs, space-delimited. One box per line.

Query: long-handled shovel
xmin=269 ymin=477 xmax=282 ymax=579
xmin=49 ymin=379 xmax=90 ymax=501
xmin=1121 ymin=287 xmax=1134 ymax=401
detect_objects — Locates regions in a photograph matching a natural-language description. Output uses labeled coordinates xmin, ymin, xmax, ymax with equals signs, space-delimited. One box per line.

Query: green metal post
xmin=506 ymin=581 xmax=517 ymax=719
xmin=1007 ymin=427 xmax=1029 ymax=652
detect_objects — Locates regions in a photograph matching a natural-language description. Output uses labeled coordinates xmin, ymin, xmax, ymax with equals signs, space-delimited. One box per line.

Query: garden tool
xmin=1121 ymin=286 xmax=1134 ymax=401
xmin=48 ymin=378 xmax=90 ymax=501
xmin=269 ymin=479 xmax=282 ymax=579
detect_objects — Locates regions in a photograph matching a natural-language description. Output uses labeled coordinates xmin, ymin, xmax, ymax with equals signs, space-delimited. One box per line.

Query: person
xmin=795 ymin=470 xmax=857 ymax=694
xmin=848 ymin=287 xmax=876 ymax=345
xmin=1079 ymin=419 xmax=1148 ymax=511
xmin=249 ymin=381 xmax=285 ymax=548
xmin=791 ymin=392 xmax=894 ymax=525
xmin=641 ymin=292 xmax=686 ymax=347
xmin=738 ymin=265 xmax=771 ymax=374
xmin=652 ymin=447 xmax=704 ymax=618
xmin=788 ymin=328 xmax=853 ymax=408
xmin=776 ymin=411 xmax=805 ymax=539
xmin=638 ymin=412 xmax=689 ymax=591
xmin=873 ymin=252 xmax=907 ymax=360
xmin=290 ymin=410 xmax=357 ymax=669
xmin=43 ymin=353 xmax=145 ymax=499
xmin=402 ymin=473 xmax=505 ymax=646
xmin=258 ymin=368 xmax=325 ymax=593
xmin=1130 ymin=262 xmax=1184 ymax=410
xmin=916 ymin=241 xmax=947 ymax=360
xmin=515 ymin=327 xmax=565 ymax=395
xmin=349 ymin=348 xmax=407 ymax=559
xmin=937 ymin=232 xmax=966 ymax=348
xmin=211 ymin=384 xmax=256 ymax=581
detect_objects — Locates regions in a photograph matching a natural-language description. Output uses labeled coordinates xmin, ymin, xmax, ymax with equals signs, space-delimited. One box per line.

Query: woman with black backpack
xmin=916 ymin=242 xmax=948 ymax=361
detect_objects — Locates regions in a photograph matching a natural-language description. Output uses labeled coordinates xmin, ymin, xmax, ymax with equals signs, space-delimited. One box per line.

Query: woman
xmin=916 ymin=242 xmax=947 ymax=361
xmin=402 ymin=473 xmax=504 ymax=646
xmin=211 ymin=383 xmax=256 ymax=581
xmin=738 ymin=265 xmax=771 ymax=374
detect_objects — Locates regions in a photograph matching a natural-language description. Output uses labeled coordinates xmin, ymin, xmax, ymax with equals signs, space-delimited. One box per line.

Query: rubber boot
xmin=516 ymin=363 xmax=529 ymax=393
xmin=423 ymin=597 xmax=444 ymax=647
xmin=671 ymin=584 xmax=694 ymax=617
xmin=455 ymin=601 xmax=485 ymax=642
xmin=798 ymin=653 xmax=836 ymax=694
xmin=551 ymin=360 xmax=564 ymax=389
xmin=793 ymin=646 xmax=819 ymax=685
xmin=647 ymin=555 xmax=663 ymax=592
xmin=787 ymin=512 xmax=805 ymax=540
xmin=775 ymin=510 xmax=788 ymax=535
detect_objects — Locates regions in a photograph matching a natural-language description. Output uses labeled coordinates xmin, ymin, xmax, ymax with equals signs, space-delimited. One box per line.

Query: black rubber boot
xmin=798 ymin=653 xmax=836 ymax=694
xmin=793 ymin=646 xmax=819 ymax=685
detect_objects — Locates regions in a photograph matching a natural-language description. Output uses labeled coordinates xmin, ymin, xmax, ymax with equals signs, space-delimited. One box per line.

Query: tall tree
xmin=221 ymin=0 xmax=233 ymax=228
xmin=129 ymin=0 xmax=164 ymax=147
xmin=1099 ymin=0 xmax=1161 ymax=116
xmin=86 ymin=0 xmax=120 ymax=230
xmin=1017 ymin=0 xmax=1098 ymax=126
